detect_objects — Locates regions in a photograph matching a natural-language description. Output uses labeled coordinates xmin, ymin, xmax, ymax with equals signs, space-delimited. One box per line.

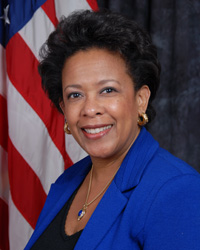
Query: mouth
xmin=81 ymin=124 xmax=113 ymax=139
xmin=83 ymin=125 xmax=112 ymax=134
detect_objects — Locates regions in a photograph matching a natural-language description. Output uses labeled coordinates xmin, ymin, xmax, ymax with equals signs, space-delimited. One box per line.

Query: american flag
xmin=0 ymin=0 xmax=98 ymax=249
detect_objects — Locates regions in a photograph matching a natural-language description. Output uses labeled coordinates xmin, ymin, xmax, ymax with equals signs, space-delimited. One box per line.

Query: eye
xmin=101 ymin=87 xmax=116 ymax=94
xmin=67 ymin=92 xmax=82 ymax=99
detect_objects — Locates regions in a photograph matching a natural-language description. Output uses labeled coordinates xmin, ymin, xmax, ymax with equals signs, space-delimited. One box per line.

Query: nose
xmin=81 ymin=96 xmax=103 ymax=117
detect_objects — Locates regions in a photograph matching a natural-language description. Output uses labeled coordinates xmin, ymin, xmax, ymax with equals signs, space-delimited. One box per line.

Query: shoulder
xmin=146 ymin=146 xmax=200 ymax=206
xmin=141 ymin=143 xmax=199 ymax=185
xmin=138 ymin=145 xmax=200 ymax=205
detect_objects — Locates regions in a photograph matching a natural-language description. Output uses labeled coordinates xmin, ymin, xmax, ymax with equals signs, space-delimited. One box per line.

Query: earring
xmin=137 ymin=113 xmax=148 ymax=126
xmin=64 ymin=122 xmax=71 ymax=134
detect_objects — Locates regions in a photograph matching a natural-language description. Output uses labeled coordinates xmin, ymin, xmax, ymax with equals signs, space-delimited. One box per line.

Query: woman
xmin=25 ymin=10 xmax=200 ymax=250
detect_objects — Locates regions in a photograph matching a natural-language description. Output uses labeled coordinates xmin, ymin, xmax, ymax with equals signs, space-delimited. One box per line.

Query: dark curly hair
xmin=38 ymin=9 xmax=161 ymax=123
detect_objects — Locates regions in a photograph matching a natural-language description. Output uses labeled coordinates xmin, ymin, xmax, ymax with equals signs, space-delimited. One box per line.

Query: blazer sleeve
xmin=142 ymin=174 xmax=200 ymax=250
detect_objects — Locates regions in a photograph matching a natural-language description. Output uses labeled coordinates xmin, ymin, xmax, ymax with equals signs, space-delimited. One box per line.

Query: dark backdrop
xmin=97 ymin=0 xmax=200 ymax=172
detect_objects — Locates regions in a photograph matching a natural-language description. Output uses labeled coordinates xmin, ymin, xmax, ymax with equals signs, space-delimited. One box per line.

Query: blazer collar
xmin=115 ymin=127 xmax=159 ymax=192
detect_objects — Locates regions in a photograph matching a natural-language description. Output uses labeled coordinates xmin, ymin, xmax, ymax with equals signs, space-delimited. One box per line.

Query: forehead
xmin=62 ymin=48 xmax=131 ymax=84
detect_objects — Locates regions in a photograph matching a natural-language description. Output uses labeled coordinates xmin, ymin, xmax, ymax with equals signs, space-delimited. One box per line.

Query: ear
xmin=136 ymin=85 xmax=151 ymax=114
xmin=59 ymin=100 xmax=65 ymax=114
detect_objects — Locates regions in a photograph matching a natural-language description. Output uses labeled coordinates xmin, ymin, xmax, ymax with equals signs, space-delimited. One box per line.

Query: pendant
xmin=77 ymin=209 xmax=85 ymax=221
xmin=77 ymin=205 xmax=87 ymax=221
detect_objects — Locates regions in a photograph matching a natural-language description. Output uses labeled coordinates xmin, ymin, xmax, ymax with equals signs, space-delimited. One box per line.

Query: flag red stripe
xmin=42 ymin=0 xmax=58 ymax=26
xmin=8 ymin=138 xmax=47 ymax=228
xmin=6 ymin=34 xmax=73 ymax=168
xmin=87 ymin=0 xmax=99 ymax=11
xmin=0 ymin=95 xmax=8 ymax=152
xmin=0 ymin=198 xmax=9 ymax=250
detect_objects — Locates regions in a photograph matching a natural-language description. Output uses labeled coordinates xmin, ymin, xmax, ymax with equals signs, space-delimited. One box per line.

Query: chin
xmin=87 ymin=146 xmax=119 ymax=160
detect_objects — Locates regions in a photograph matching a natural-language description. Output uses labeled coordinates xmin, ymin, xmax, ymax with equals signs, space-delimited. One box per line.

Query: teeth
xmin=84 ymin=125 xmax=112 ymax=134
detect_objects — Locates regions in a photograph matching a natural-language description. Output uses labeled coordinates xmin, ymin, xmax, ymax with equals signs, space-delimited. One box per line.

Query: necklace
xmin=77 ymin=165 xmax=120 ymax=221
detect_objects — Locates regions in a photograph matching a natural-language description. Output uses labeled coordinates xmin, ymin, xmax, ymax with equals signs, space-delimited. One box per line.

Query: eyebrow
xmin=98 ymin=79 xmax=120 ymax=85
xmin=63 ymin=84 xmax=82 ymax=91
xmin=63 ymin=79 xmax=120 ymax=91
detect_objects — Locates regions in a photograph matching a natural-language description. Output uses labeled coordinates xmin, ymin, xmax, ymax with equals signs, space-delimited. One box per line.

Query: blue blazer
xmin=25 ymin=128 xmax=200 ymax=249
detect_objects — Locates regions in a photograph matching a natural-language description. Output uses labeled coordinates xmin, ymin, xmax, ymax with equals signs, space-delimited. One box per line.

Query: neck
xmin=90 ymin=128 xmax=140 ymax=181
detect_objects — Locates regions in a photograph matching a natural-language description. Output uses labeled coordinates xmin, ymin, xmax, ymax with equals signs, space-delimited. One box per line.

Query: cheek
xmin=107 ymin=99 xmax=121 ymax=112
xmin=108 ymin=97 xmax=137 ymax=116
xmin=105 ymin=99 xmax=126 ymax=120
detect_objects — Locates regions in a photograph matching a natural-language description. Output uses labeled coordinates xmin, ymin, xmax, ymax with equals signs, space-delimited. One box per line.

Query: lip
xmin=81 ymin=124 xmax=113 ymax=139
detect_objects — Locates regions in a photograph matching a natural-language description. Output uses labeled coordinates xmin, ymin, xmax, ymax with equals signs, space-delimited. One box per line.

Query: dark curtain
xmin=97 ymin=0 xmax=200 ymax=172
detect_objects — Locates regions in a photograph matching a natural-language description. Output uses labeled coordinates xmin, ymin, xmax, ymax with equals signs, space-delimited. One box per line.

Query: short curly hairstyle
xmin=38 ymin=9 xmax=161 ymax=123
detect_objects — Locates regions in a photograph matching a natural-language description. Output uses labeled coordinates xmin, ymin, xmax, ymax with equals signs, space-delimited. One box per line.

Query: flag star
xmin=0 ymin=5 xmax=10 ymax=25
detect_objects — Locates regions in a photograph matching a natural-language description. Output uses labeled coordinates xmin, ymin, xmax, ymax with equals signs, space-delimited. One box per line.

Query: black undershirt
xmin=31 ymin=188 xmax=83 ymax=250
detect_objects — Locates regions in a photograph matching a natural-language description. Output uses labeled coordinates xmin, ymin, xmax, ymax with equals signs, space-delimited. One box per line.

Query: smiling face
xmin=60 ymin=48 xmax=150 ymax=162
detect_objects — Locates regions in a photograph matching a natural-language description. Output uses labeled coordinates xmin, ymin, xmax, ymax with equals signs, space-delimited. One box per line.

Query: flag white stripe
xmin=19 ymin=7 xmax=55 ymax=61
xmin=65 ymin=134 xmax=87 ymax=163
xmin=7 ymin=78 xmax=64 ymax=194
xmin=55 ymin=0 xmax=91 ymax=20
xmin=9 ymin=195 xmax=34 ymax=250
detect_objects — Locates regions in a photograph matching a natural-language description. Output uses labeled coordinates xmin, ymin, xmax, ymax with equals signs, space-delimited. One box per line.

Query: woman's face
xmin=60 ymin=48 xmax=150 ymax=162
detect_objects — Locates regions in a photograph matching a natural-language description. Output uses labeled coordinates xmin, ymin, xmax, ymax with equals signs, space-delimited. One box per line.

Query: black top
xmin=31 ymin=189 xmax=83 ymax=250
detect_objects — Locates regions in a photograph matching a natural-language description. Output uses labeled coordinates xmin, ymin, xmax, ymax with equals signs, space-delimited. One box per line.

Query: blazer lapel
xmin=75 ymin=180 xmax=128 ymax=250
xmin=25 ymin=179 xmax=81 ymax=249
